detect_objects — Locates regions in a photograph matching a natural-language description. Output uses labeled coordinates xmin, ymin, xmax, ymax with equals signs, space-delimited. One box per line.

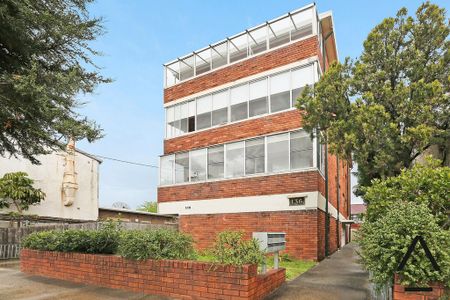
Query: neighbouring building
xmin=98 ymin=207 xmax=177 ymax=225
xmin=0 ymin=142 xmax=101 ymax=226
xmin=350 ymin=203 xmax=366 ymax=230
xmin=157 ymin=3 xmax=351 ymax=260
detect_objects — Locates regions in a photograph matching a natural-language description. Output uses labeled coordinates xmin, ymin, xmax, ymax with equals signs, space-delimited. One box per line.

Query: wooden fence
xmin=0 ymin=244 xmax=20 ymax=260
xmin=0 ymin=221 xmax=178 ymax=260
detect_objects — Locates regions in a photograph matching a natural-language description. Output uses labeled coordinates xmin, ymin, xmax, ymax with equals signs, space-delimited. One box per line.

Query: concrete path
xmin=0 ymin=260 xmax=169 ymax=300
xmin=266 ymin=243 xmax=371 ymax=300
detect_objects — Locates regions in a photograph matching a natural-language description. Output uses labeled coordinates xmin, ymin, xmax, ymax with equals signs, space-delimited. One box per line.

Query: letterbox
xmin=252 ymin=232 xmax=286 ymax=253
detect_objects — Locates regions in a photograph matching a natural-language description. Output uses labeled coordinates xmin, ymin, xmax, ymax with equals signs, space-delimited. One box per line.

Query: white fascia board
xmin=159 ymin=192 xmax=320 ymax=215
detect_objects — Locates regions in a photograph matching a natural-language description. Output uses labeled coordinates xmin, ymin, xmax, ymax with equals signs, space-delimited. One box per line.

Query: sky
xmin=77 ymin=0 xmax=449 ymax=209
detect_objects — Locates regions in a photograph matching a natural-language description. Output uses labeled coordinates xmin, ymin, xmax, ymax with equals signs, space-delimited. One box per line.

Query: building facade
xmin=0 ymin=146 xmax=100 ymax=225
xmin=157 ymin=3 xmax=351 ymax=260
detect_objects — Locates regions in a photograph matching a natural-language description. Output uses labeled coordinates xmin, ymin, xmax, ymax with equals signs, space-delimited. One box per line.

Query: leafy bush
xmin=212 ymin=231 xmax=264 ymax=266
xmin=117 ymin=229 xmax=195 ymax=260
xmin=359 ymin=202 xmax=450 ymax=288
xmin=22 ymin=220 xmax=121 ymax=254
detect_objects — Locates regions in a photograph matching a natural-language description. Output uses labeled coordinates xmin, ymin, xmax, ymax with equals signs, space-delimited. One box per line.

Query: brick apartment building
xmin=157 ymin=3 xmax=351 ymax=260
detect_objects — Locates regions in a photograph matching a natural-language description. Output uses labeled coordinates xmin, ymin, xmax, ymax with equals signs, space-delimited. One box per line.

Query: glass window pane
xmin=165 ymin=62 xmax=180 ymax=87
xmin=212 ymin=90 xmax=228 ymax=126
xmin=175 ymin=152 xmax=189 ymax=183
xmin=291 ymin=65 xmax=314 ymax=106
xmin=190 ymin=149 xmax=206 ymax=182
xmin=179 ymin=55 xmax=194 ymax=81
xmin=166 ymin=106 xmax=175 ymax=138
xmin=212 ymin=42 xmax=228 ymax=69
xmin=270 ymin=71 xmax=291 ymax=112
xmin=229 ymin=34 xmax=248 ymax=63
xmin=267 ymin=133 xmax=289 ymax=172
xmin=245 ymin=138 xmax=265 ymax=175
xmin=291 ymin=9 xmax=313 ymax=41
xmin=269 ymin=17 xmax=293 ymax=49
xmin=249 ymin=79 xmax=268 ymax=117
xmin=188 ymin=100 xmax=196 ymax=132
xmin=196 ymin=48 xmax=211 ymax=75
xmin=197 ymin=95 xmax=212 ymax=130
xmin=226 ymin=142 xmax=245 ymax=178
xmin=160 ymin=155 xmax=174 ymax=185
xmin=249 ymin=26 xmax=267 ymax=56
xmin=208 ymin=146 xmax=224 ymax=179
xmin=230 ymin=84 xmax=248 ymax=122
xmin=291 ymin=130 xmax=313 ymax=169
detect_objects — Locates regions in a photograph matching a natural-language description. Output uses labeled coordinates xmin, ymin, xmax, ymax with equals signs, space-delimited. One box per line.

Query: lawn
xmin=196 ymin=252 xmax=316 ymax=281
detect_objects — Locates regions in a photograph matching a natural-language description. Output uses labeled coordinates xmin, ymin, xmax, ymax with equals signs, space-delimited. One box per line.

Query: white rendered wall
xmin=0 ymin=151 xmax=99 ymax=221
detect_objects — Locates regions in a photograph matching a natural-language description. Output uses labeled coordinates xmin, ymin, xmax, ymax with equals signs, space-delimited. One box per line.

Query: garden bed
xmin=21 ymin=249 xmax=285 ymax=300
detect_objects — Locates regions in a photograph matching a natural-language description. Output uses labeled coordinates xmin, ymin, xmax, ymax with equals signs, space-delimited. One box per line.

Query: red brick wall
xmin=164 ymin=110 xmax=303 ymax=154
xmin=158 ymin=170 xmax=322 ymax=202
xmin=317 ymin=210 xmax=340 ymax=260
xmin=179 ymin=210 xmax=320 ymax=260
xmin=21 ymin=249 xmax=285 ymax=300
xmin=164 ymin=37 xmax=319 ymax=103
xmin=393 ymin=274 xmax=446 ymax=300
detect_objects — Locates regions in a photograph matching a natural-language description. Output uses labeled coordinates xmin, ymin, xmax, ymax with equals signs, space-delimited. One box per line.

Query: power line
xmin=92 ymin=154 xmax=159 ymax=168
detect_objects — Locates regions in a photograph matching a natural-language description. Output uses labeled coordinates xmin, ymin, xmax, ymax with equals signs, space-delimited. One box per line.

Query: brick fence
xmin=21 ymin=249 xmax=285 ymax=300
xmin=393 ymin=274 xmax=446 ymax=300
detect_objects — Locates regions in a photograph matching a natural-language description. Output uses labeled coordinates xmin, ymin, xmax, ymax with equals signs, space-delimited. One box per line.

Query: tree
xmin=363 ymin=158 xmax=450 ymax=229
xmin=0 ymin=0 xmax=110 ymax=164
xmin=137 ymin=201 xmax=158 ymax=213
xmin=0 ymin=171 xmax=45 ymax=215
xmin=359 ymin=201 xmax=450 ymax=288
xmin=298 ymin=2 xmax=449 ymax=194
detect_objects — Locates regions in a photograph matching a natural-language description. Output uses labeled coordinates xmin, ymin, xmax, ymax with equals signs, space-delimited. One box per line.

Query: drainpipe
xmin=322 ymin=29 xmax=333 ymax=258
xmin=336 ymin=157 xmax=340 ymax=249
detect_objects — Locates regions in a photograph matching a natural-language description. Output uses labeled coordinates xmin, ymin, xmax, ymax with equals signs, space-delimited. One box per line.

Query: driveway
xmin=266 ymin=242 xmax=371 ymax=300
xmin=0 ymin=260 xmax=169 ymax=300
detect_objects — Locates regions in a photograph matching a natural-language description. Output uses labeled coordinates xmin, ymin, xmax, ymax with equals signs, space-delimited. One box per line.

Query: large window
xmin=160 ymin=155 xmax=174 ymax=185
xmin=290 ymin=131 xmax=313 ymax=169
xmin=196 ymin=95 xmax=212 ymax=130
xmin=270 ymin=71 xmax=291 ymax=113
xmin=165 ymin=64 xmax=317 ymax=139
xmin=208 ymin=146 xmax=224 ymax=179
xmin=225 ymin=141 xmax=245 ymax=178
xmin=212 ymin=90 xmax=228 ymax=126
xmin=190 ymin=149 xmax=206 ymax=182
xmin=249 ymin=79 xmax=268 ymax=117
xmin=164 ymin=5 xmax=316 ymax=87
xmin=160 ymin=130 xmax=315 ymax=186
xmin=230 ymin=84 xmax=248 ymax=122
xmin=175 ymin=152 xmax=189 ymax=183
xmin=245 ymin=138 xmax=265 ymax=175
xmin=267 ymin=133 xmax=289 ymax=172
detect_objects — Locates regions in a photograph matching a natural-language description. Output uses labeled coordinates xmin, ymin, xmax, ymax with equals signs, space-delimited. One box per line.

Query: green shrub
xmin=359 ymin=202 xmax=450 ymax=288
xmin=117 ymin=229 xmax=195 ymax=260
xmin=22 ymin=220 xmax=121 ymax=254
xmin=212 ymin=231 xmax=264 ymax=266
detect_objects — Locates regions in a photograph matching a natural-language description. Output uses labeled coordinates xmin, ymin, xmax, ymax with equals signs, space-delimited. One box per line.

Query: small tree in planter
xmin=0 ymin=172 xmax=45 ymax=227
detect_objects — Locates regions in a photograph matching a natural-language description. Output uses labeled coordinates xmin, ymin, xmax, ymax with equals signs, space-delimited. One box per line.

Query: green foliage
xmin=0 ymin=0 xmax=110 ymax=164
xmin=117 ymin=229 xmax=195 ymax=260
xmin=212 ymin=231 xmax=265 ymax=266
xmin=363 ymin=158 xmax=450 ymax=228
xmin=298 ymin=2 xmax=450 ymax=194
xmin=137 ymin=201 xmax=158 ymax=213
xmin=22 ymin=220 xmax=121 ymax=254
xmin=0 ymin=172 xmax=45 ymax=213
xmin=359 ymin=202 xmax=450 ymax=288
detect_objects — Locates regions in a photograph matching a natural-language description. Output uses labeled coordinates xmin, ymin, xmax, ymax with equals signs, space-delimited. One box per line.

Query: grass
xmin=196 ymin=252 xmax=316 ymax=281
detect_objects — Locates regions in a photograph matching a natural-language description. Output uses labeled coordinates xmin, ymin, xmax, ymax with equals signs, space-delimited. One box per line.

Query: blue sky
xmin=77 ymin=0 xmax=449 ymax=209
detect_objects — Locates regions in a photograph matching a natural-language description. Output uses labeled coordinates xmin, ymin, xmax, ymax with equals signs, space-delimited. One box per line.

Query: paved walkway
xmin=0 ymin=260 xmax=168 ymax=300
xmin=266 ymin=243 xmax=371 ymax=300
